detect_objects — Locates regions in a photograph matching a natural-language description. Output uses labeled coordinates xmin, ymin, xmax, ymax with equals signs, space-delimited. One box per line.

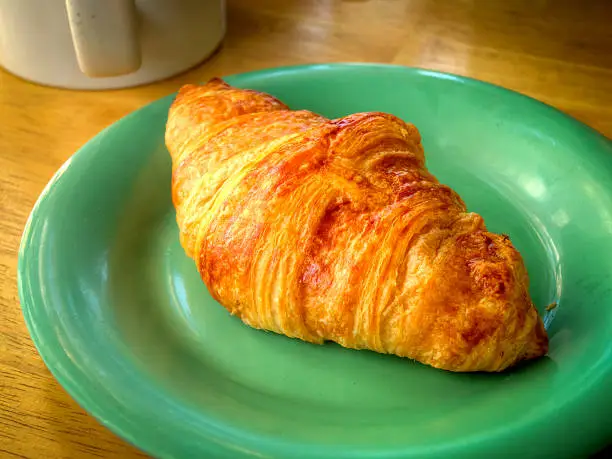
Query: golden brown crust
xmin=165 ymin=78 xmax=548 ymax=372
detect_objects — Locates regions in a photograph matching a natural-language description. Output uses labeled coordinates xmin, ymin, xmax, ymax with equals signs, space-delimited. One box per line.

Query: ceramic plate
xmin=18 ymin=64 xmax=612 ymax=458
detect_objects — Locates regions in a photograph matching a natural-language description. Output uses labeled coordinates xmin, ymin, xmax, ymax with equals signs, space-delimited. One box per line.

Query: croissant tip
xmin=522 ymin=316 xmax=550 ymax=361
xmin=175 ymin=77 xmax=228 ymax=96
xmin=206 ymin=76 xmax=228 ymax=85
xmin=176 ymin=83 xmax=198 ymax=97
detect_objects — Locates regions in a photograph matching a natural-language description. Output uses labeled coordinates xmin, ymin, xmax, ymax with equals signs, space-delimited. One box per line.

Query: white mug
xmin=0 ymin=0 xmax=226 ymax=89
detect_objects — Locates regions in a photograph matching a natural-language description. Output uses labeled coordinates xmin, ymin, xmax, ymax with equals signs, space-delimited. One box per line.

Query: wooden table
xmin=1 ymin=1 xmax=611 ymax=457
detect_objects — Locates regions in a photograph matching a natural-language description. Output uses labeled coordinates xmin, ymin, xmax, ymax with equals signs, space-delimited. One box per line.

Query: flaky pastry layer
xmin=165 ymin=78 xmax=548 ymax=372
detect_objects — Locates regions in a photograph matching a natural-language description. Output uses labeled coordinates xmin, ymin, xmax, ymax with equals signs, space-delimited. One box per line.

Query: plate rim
xmin=17 ymin=63 xmax=612 ymax=459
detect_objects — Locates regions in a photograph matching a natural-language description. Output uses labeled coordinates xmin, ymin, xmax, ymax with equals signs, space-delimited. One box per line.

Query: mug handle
xmin=65 ymin=0 xmax=141 ymax=78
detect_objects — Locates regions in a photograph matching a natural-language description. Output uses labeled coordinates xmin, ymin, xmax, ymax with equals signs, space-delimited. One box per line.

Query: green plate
xmin=18 ymin=64 xmax=612 ymax=458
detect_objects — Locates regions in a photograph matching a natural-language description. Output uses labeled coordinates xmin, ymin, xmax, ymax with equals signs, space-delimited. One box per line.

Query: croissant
xmin=165 ymin=77 xmax=548 ymax=372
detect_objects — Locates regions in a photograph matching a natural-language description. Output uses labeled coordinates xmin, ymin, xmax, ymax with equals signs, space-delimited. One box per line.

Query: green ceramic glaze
xmin=18 ymin=64 xmax=612 ymax=459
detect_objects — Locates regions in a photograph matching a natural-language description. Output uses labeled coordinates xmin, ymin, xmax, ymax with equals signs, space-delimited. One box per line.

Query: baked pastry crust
xmin=165 ymin=78 xmax=548 ymax=372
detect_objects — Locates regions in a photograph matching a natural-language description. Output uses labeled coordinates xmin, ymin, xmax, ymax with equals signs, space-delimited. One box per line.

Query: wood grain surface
xmin=1 ymin=0 xmax=611 ymax=457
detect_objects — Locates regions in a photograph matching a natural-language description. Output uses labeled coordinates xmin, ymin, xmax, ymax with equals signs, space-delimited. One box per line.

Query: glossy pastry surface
xmin=165 ymin=78 xmax=548 ymax=372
